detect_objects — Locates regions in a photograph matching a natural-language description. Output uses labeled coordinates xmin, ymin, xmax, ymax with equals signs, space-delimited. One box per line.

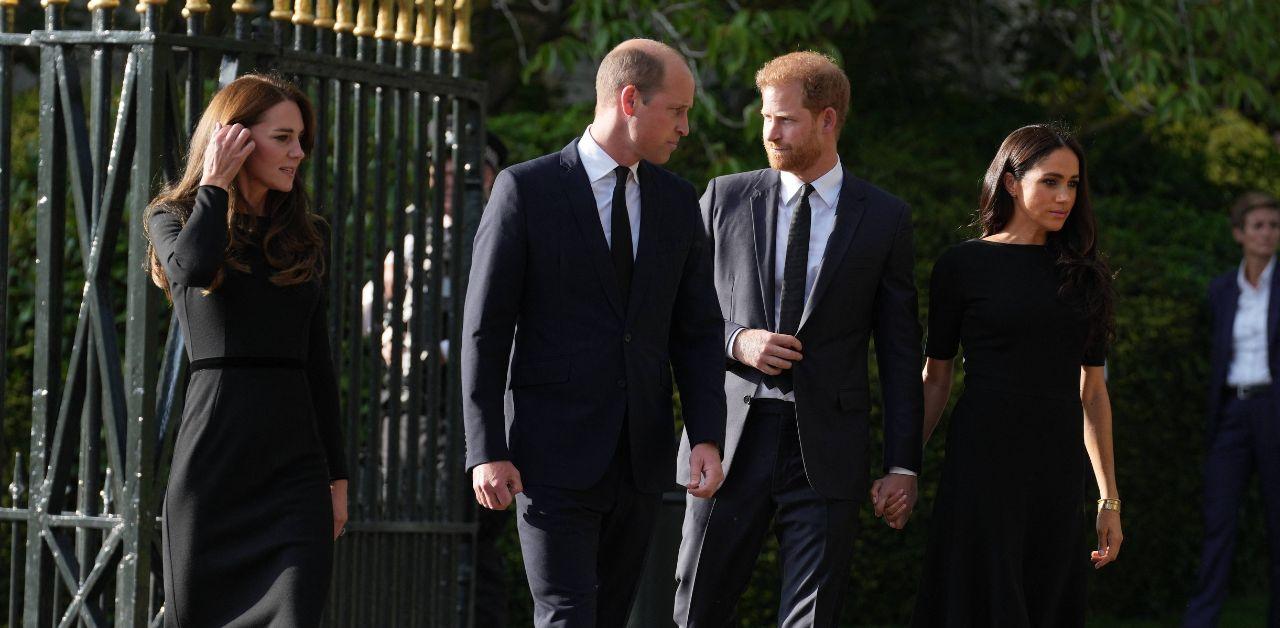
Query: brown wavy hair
xmin=144 ymin=73 xmax=325 ymax=298
xmin=977 ymin=123 xmax=1115 ymax=350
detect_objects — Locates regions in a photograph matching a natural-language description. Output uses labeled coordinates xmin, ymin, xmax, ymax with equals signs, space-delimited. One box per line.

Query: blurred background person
xmin=1185 ymin=191 xmax=1280 ymax=627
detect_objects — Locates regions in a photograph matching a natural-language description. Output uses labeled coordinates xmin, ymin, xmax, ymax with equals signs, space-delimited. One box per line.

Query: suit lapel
xmin=627 ymin=162 xmax=662 ymax=322
xmin=751 ymin=169 xmax=780 ymax=331
xmin=559 ymin=140 xmax=625 ymax=319
xmin=1219 ymin=279 xmax=1240 ymax=369
xmin=799 ymin=168 xmax=867 ymax=330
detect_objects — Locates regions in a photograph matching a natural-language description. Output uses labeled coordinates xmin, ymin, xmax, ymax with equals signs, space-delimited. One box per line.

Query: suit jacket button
xmin=624 ymin=333 xmax=632 ymax=343
xmin=618 ymin=379 xmax=627 ymax=388
xmin=743 ymin=396 xmax=752 ymax=405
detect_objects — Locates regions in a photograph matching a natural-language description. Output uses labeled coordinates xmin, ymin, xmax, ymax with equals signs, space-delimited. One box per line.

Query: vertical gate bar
xmin=8 ymin=455 xmax=26 ymax=627
xmin=351 ymin=2 xmax=373 ymax=620
xmin=407 ymin=20 xmax=429 ymax=528
xmin=0 ymin=0 xmax=16 ymax=462
xmin=25 ymin=3 xmax=69 ymax=622
xmin=118 ymin=37 xmax=164 ymax=628
xmin=184 ymin=2 xmax=206 ymax=136
xmin=371 ymin=33 xmax=392 ymax=536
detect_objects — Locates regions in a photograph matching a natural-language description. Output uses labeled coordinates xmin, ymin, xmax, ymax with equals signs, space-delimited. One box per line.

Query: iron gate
xmin=0 ymin=0 xmax=486 ymax=624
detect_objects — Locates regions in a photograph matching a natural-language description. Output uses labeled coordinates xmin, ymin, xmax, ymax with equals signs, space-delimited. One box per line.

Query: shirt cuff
xmin=888 ymin=466 xmax=917 ymax=477
xmin=727 ymin=326 xmax=746 ymax=360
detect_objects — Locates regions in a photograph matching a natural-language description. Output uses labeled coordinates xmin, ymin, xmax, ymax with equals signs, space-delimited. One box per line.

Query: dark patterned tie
xmin=774 ymin=183 xmax=813 ymax=394
xmin=778 ymin=183 xmax=814 ymax=336
xmin=611 ymin=165 xmax=634 ymax=305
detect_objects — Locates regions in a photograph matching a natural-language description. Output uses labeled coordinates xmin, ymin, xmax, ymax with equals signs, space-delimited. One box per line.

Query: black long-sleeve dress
xmin=150 ymin=186 xmax=348 ymax=627
xmin=912 ymin=239 xmax=1105 ymax=627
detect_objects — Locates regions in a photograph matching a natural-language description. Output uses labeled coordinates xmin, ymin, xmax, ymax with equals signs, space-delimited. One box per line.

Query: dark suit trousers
xmin=515 ymin=428 xmax=660 ymax=628
xmin=674 ymin=399 xmax=859 ymax=628
xmin=1185 ymin=391 xmax=1280 ymax=627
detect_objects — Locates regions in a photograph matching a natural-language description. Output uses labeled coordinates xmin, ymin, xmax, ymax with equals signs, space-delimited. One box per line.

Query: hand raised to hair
xmin=199 ymin=122 xmax=255 ymax=191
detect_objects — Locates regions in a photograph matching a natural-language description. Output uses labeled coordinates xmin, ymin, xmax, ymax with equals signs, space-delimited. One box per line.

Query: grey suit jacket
xmin=677 ymin=166 xmax=923 ymax=500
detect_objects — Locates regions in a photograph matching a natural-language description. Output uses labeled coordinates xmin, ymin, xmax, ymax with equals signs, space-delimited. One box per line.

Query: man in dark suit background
xmin=673 ymin=52 xmax=924 ymax=627
xmin=462 ymin=38 xmax=727 ymax=628
xmin=1186 ymin=191 xmax=1280 ymax=627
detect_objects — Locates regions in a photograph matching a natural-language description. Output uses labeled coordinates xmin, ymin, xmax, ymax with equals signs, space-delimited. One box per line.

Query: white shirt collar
xmin=1237 ymin=255 xmax=1276 ymax=292
xmin=579 ymin=126 xmax=640 ymax=185
xmin=778 ymin=160 xmax=843 ymax=208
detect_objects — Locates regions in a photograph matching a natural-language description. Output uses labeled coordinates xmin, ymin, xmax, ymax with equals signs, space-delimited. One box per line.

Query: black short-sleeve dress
xmin=149 ymin=186 xmax=348 ymax=627
xmin=911 ymin=239 xmax=1105 ymax=627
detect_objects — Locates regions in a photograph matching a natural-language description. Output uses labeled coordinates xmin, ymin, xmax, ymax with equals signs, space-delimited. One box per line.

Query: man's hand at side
xmin=472 ymin=460 xmax=523 ymax=510
xmin=732 ymin=329 xmax=803 ymax=376
xmin=687 ymin=442 xmax=725 ymax=499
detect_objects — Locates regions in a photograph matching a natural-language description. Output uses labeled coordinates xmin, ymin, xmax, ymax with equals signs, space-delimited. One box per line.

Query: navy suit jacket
xmin=677 ymin=167 xmax=923 ymax=500
xmin=1207 ymin=264 xmax=1280 ymax=430
xmin=461 ymin=139 xmax=726 ymax=493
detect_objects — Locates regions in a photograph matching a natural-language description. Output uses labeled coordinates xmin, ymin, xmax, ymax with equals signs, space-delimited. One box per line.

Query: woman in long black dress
xmin=911 ymin=124 xmax=1123 ymax=626
xmin=145 ymin=74 xmax=348 ymax=627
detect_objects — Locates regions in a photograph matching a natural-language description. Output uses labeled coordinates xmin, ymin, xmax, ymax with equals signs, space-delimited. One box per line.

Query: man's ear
xmin=620 ymin=85 xmax=639 ymax=116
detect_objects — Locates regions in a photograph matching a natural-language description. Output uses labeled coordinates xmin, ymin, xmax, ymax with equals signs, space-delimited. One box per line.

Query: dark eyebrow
xmin=271 ymin=127 xmax=297 ymax=133
xmin=1041 ymin=172 xmax=1080 ymax=179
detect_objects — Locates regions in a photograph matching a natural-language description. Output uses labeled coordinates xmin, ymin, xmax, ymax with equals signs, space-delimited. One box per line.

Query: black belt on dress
xmin=189 ymin=356 xmax=306 ymax=372
xmin=1224 ymin=383 xmax=1271 ymax=400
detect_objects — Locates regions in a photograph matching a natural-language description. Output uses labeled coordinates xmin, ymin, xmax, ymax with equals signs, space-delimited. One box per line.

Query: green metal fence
xmin=0 ymin=0 xmax=485 ymax=624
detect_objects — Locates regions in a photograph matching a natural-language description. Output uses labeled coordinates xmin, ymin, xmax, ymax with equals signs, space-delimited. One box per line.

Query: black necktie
xmin=611 ymin=165 xmax=634 ymax=304
xmin=778 ymin=183 xmax=813 ymax=336
xmin=773 ymin=183 xmax=813 ymax=395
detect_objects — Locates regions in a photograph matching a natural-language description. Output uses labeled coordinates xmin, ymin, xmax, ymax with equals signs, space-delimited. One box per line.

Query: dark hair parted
xmin=595 ymin=39 xmax=680 ymax=106
xmin=144 ymin=73 xmax=326 ymax=298
xmin=978 ymin=123 xmax=1115 ymax=350
xmin=1230 ymin=190 xmax=1280 ymax=228
xmin=755 ymin=51 xmax=851 ymax=131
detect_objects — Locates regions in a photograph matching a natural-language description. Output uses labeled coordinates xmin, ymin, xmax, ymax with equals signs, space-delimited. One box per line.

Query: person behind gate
xmin=461 ymin=38 xmax=727 ymax=628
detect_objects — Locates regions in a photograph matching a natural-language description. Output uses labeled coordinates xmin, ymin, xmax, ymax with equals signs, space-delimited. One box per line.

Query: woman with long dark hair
xmin=911 ymin=124 xmax=1123 ymax=626
xmin=145 ymin=74 xmax=347 ymax=626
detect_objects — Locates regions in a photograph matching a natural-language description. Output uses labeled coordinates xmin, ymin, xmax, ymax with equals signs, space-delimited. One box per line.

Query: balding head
xmin=595 ymin=38 xmax=689 ymax=109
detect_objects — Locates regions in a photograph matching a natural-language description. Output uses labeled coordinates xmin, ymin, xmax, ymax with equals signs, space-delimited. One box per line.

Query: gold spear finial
xmin=450 ymin=0 xmax=470 ymax=53
xmin=231 ymin=0 xmax=255 ymax=15
xmin=292 ymin=0 xmax=314 ymax=25
xmin=432 ymin=0 xmax=452 ymax=50
xmin=353 ymin=0 xmax=374 ymax=36
xmin=395 ymin=0 xmax=413 ymax=42
xmin=87 ymin=0 xmax=120 ymax=11
xmin=133 ymin=0 xmax=162 ymax=15
xmin=180 ymin=0 xmax=210 ymax=19
xmin=333 ymin=0 xmax=353 ymax=32
xmin=374 ymin=0 xmax=394 ymax=39
xmin=269 ymin=0 xmax=292 ymax=21
xmin=413 ymin=0 xmax=433 ymax=47
xmin=314 ymin=0 xmax=335 ymax=28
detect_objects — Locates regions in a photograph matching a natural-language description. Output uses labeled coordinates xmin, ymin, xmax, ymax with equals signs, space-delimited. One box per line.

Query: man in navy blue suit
xmin=1186 ymin=191 xmax=1280 ymax=627
xmin=461 ymin=39 xmax=727 ymax=627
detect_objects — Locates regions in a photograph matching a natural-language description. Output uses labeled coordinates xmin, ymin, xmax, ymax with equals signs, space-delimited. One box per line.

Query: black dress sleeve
xmin=147 ymin=185 xmax=230 ymax=287
xmin=1082 ymin=329 xmax=1108 ymax=367
xmin=307 ymin=224 xmax=349 ymax=481
xmin=925 ymin=246 xmax=963 ymax=360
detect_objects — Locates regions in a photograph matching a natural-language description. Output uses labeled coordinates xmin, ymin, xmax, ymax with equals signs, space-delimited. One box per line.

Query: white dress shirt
xmin=1227 ymin=256 xmax=1275 ymax=387
xmin=577 ymin=127 xmax=641 ymax=257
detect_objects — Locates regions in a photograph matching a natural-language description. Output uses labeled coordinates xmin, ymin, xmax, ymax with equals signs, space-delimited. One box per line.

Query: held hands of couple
xmin=733 ymin=329 xmax=802 ymax=375
xmin=472 ymin=460 xmax=524 ymax=510
xmin=199 ymin=122 xmax=255 ymax=191
xmin=869 ymin=473 xmax=917 ymax=530
xmin=686 ymin=442 xmax=724 ymax=499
